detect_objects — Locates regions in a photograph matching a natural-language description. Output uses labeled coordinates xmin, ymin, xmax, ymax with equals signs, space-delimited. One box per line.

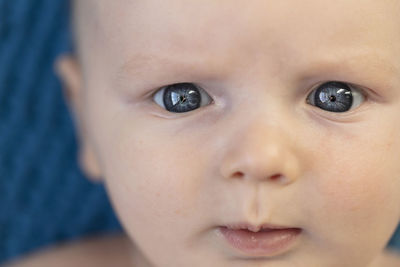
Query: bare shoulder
xmin=3 ymin=233 xmax=133 ymax=267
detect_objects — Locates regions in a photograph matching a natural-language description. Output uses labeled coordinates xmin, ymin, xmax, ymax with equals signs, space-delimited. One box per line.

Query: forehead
xmin=77 ymin=0 xmax=400 ymax=85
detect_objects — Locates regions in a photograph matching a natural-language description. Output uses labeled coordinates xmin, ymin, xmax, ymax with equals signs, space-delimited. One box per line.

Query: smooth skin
xmin=8 ymin=0 xmax=400 ymax=266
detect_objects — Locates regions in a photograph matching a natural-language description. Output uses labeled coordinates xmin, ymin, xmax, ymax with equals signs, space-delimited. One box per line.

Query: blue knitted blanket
xmin=0 ymin=0 xmax=121 ymax=263
xmin=0 ymin=0 xmax=399 ymax=264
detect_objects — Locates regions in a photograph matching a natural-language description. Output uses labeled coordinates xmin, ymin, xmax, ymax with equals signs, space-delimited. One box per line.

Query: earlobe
xmin=54 ymin=54 xmax=82 ymax=109
xmin=79 ymin=144 xmax=103 ymax=182
xmin=55 ymin=55 xmax=103 ymax=183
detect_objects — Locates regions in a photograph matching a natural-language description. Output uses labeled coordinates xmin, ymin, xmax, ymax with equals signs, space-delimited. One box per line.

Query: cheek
xmin=318 ymin=165 xmax=398 ymax=222
xmin=99 ymin=126 xmax=216 ymax=265
xmin=305 ymin=124 xmax=400 ymax=247
xmin=83 ymin=86 xmax=212 ymax=247
xmin=101 ymin=126 xmax=206 ymax=228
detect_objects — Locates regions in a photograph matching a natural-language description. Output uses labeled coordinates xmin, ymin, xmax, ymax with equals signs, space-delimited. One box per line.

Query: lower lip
xmin=218 ymin=227 xmax=302 ymax=257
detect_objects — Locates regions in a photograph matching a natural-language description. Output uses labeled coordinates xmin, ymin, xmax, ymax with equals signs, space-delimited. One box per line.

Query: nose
xmin=219 ymin=120 xmax=301 ymax=186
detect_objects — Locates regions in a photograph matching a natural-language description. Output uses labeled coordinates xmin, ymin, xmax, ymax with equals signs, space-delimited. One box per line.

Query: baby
xmin=8 ymin=0 xmax=400 ymax=266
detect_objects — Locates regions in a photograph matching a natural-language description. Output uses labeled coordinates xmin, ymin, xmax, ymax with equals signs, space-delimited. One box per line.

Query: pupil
xmin=163 ymin=83 xmax=202 ymax=113
xmin=313 ymin=81 xmax=353 ymax=113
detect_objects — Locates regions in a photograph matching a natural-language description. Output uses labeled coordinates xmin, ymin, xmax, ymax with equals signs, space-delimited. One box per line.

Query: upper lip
xmin=223 ymin=222 xmax=299 ymax=233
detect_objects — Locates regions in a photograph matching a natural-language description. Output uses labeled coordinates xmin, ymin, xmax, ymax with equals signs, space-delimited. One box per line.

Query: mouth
xmin=218 ymin=222 xmax=302 ymax=257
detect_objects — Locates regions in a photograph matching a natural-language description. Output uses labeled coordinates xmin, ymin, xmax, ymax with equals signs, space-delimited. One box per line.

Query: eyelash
xmin=152 ymin=83 xmax=213 ymax=114
xmin=306 ymin=81 xmax=366 ymax=113
xmin=152 ymin=81 xmax=367 ymax=114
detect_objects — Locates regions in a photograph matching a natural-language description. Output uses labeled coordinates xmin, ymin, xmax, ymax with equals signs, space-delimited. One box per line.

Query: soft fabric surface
xmin=0 ymin=0 xmax=122 ymax=264
xmin=0 ymin=0 xmax=399 ymax=264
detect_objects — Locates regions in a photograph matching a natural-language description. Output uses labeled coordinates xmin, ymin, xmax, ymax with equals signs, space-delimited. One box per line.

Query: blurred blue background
xmin=0 ymin=0 xmax=399 ymax=265
xmin=0 ymin=0 xmax=122 ymax=264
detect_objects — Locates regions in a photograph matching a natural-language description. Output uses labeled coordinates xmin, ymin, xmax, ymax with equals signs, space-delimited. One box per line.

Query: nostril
xmin=232 ymin=172 xmax=283 ymax=181
xmin=270 ymin=174 xmax=282 ymax=180
xmin=232 ymin=171 xmax=244 ymax=179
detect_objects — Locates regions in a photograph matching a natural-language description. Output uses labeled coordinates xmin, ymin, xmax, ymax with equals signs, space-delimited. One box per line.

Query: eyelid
xmin=146 ymin=80 xmax=374 ymax=118
xmin=152 ymin=83 xmax=214 ymax=112
xmin=308 ymin=81 xmax=367 ymax=99
xmin=305 ymin=81 xmax=371 ymax=118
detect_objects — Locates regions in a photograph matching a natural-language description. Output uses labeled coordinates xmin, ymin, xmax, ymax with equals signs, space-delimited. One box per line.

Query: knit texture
xmin=0 ymin=0 xmax=399 ymax=265
xmin=0 ymin=0 xmax=122 ymax=264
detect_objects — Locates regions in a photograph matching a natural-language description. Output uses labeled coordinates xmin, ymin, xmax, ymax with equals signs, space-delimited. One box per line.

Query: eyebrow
xmin=116 ymin=53 xmax=227 ymax=82
xmin=298 ymin=49 xmax=400 ymax=93
xmin=304 ymin=49 xmax=398 ymax=76
xmin=117 ymin=49 xmax=400 ymax=89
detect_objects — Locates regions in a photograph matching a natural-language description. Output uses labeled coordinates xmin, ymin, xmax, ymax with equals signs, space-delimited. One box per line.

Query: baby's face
xmin=66 ymin=0 xmax=400 ymax=266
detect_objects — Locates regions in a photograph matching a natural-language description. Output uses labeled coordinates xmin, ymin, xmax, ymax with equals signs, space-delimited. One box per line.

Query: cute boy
xmin=9 ymin=0 xmax=400 ymax=266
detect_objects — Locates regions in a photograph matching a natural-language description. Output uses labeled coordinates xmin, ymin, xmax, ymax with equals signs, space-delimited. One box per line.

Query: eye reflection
xmin=152 ymin=81 xmax=366 ymax=114
xmin=153 ymin=83 xmax=213 ymax=113
xmin=306 ymin=81 xmax=365 ymax=113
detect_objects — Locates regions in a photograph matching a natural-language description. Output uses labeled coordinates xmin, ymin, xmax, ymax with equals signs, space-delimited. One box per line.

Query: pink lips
xmin=219 ymin=225 xmax=302 ymax=257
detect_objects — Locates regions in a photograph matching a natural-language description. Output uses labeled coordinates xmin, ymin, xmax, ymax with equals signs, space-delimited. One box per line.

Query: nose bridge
xmin=219 ymin=112 xmax=301 ymax=185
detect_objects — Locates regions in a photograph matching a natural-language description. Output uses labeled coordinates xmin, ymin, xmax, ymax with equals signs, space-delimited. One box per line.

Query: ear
xmin=55 ymin=55 xmax=103 ymax=182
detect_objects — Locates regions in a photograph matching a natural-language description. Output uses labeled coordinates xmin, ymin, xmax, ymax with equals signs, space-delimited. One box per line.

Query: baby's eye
xmin=306 ymin=81 xmax=365 ymax=113
xmin=152 ymin=82 xmax=213 ymax=113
